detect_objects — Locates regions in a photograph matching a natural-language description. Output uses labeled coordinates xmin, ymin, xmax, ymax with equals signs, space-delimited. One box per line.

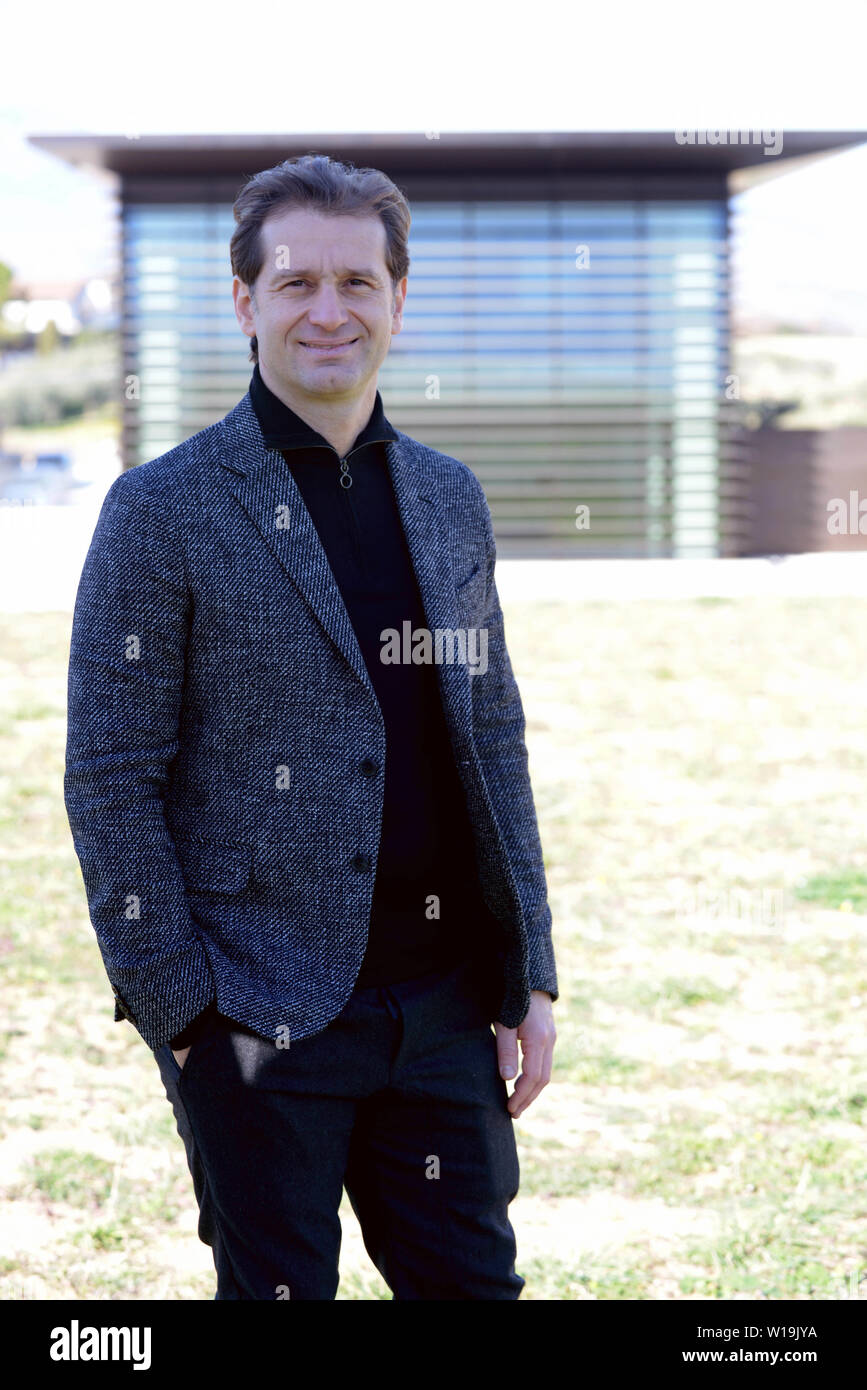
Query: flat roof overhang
xmin=28 ymin=130 xmax=867 ymax=189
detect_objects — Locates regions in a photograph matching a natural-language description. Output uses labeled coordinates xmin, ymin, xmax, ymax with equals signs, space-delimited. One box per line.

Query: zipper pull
xmin=338 ymin=457 xmax=353 ymax=489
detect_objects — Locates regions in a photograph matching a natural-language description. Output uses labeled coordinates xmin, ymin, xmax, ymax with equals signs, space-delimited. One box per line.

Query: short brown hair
xmin=230 ymin=153 xmax=412 ymax=364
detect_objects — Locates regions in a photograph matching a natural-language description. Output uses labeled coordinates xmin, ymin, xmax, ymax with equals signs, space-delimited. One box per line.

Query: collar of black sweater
xmin=249 ymin=361 xmax=399 ymax=457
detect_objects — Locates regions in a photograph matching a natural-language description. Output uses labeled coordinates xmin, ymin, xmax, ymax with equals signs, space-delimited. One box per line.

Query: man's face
xmin=233 ymin=207 xmax=406 ymax=403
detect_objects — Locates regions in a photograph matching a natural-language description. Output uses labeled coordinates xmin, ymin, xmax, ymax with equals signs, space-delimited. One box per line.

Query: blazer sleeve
xmin=63 ymin=472 xmax=216 ymax=1050
xmin=468 ymin=481 xmax=558 ymax=1002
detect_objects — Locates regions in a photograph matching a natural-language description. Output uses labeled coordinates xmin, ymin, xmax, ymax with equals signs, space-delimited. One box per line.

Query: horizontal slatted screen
xmin=122 ymin=202 xmax=247 ymax=457
xmin=122 ymin=191 xmax=743 ymax=556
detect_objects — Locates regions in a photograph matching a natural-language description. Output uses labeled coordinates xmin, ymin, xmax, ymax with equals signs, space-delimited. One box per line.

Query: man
xmin=64 ymin=153 xmax=557 ymax=1300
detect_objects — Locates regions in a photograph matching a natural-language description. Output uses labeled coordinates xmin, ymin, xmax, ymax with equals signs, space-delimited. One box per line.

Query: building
xmin=28 ymin=131 xmax=867 ymax=557
xmin=1 ymin=278 xmax=117 ymax=337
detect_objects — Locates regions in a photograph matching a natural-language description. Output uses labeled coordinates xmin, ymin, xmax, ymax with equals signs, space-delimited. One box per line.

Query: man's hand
xmin=171 ymin=1045 xmax=192 ymax=1070
xmin=494 ymin=990 xmax=555 ymax=1118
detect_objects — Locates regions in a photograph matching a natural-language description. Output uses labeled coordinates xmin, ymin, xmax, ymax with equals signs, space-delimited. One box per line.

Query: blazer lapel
xmin=216 ymin=392 xmax=472 ymax=737
xmin=384 ymin=431 xmax=474 ymax=744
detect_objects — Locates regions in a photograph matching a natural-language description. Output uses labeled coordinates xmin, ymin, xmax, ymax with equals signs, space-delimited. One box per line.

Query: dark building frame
xmin=31 ymin=131 xmax=867 ymax=558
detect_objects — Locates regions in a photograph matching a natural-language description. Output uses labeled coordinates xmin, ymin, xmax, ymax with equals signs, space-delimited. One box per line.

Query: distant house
xmin=2 ymin=277 xmax=117 ymax=337
xmin=29 ymin=130 xmax=867 ymax=557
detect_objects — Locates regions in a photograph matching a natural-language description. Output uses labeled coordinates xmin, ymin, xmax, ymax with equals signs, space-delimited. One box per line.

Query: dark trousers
xmin=152 ymin=953 xmax=524 ymax=1300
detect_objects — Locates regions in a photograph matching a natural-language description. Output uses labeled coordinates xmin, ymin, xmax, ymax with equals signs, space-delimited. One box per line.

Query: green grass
xmin=795 ymin=870 xmax=867 ymax=912
xmin=27 ymin=1150 xmax=115 ymax=1208
xmin=3 ymin=598 xmax=867 ymax=1299
xmin=519 ymin=1254 xmax=651 ymax=1299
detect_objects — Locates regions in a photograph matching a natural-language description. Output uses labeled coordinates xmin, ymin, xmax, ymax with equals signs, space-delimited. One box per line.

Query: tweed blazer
xmin=63 ymin=389 xmax=558 ymax=1052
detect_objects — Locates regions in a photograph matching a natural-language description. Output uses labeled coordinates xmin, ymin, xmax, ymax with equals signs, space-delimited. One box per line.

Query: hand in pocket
xmin=172 ymin=1045 xmax=192 ymax=1070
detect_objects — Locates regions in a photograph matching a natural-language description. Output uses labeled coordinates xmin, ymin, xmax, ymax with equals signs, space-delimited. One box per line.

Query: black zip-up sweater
xmin=168 ymin=367 xmax=500 ymax=1047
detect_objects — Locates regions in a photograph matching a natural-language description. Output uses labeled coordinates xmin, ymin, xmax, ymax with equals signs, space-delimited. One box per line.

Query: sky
xmin=2 ymin=0 xmax=866 ymax=330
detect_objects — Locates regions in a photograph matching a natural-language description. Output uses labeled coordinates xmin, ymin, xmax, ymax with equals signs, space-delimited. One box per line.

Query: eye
xmin=280 ymin=278 xmax=368 ymax=288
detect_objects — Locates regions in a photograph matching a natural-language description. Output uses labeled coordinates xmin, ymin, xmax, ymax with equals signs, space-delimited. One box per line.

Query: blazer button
xmin=351 ymin=852 xmax=371 ymax=872
xmin=359 ymin=758 xmax=379 ymax=777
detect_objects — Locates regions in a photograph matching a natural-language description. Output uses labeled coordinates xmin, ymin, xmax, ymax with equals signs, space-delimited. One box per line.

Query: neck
xmin=258 ymin=359 xmax=377 ymax=459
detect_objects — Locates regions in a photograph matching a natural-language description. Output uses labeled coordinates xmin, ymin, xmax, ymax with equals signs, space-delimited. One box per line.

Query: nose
xmin=304 ymin=283 xmax=351 ymax=332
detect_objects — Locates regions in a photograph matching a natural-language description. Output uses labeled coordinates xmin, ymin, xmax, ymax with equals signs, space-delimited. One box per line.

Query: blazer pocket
xmin=175 ymin=837 xmax=254 ymax=894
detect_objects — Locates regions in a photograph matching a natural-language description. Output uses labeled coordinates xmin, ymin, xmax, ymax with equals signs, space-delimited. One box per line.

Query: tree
xmin=0 ymin=261 xmax=13 ymax=310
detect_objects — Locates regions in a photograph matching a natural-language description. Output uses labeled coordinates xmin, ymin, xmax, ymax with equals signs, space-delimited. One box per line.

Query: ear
xmin=391 ymin=275 xmax=408 ymax=335
xmin=233 ymin=276 xmax=256 ymax=339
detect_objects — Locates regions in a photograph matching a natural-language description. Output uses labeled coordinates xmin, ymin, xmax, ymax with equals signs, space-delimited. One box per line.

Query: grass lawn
xmin=1 ymin=595 xmax=865 ymax=1300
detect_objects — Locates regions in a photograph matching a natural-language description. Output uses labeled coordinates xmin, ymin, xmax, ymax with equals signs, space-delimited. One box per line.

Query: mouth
xmin=299 ymin=338 xmax=359 ymax=356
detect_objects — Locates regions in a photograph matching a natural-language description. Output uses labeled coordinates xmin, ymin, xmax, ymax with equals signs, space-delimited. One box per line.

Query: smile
xmin=300 ymin=339 xmax=358 ymax=355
